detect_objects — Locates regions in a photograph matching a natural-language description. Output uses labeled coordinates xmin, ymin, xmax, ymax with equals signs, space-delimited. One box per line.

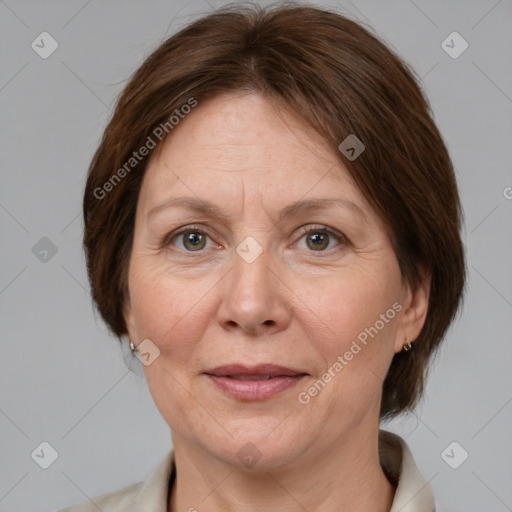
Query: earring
xmin=402 ymin=338 xmax=413 ymax=352
xmin=129 ymin=339 xmax=136 ymax=352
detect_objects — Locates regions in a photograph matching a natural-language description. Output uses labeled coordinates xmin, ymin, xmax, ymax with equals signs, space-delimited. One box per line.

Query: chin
xmin=201 ymin=420 xmax=313 ymax=471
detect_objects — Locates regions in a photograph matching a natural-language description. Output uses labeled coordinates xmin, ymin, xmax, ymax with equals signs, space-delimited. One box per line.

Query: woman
xmin=59 ymin=3 xmax=465 ymax=511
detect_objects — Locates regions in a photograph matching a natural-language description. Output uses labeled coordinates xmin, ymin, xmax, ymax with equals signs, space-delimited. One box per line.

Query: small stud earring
xmin=129 ymin=339 xmax=136 ymax=352
xmin=402 ymin=338 xmax=413 ymax=352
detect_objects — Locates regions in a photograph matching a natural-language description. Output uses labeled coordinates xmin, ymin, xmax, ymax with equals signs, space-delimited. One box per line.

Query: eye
xmin=164 ymin=225 xmax=216 ymax=252
xmin=162 ymin=224 xmax=347 ymax=255
xmin=295 ymin=225 xmax=347 ymax=253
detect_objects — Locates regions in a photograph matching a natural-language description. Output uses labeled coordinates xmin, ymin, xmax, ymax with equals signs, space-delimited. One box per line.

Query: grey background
xmin=1 ymin=0 xmax=511 ymax=511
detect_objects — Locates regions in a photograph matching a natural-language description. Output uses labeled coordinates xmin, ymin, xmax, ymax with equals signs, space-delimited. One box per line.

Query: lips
xmin=205 ymin=364 xmax=306 ymax=378
xmin=204 ymin=364 xmax=308 ymax=400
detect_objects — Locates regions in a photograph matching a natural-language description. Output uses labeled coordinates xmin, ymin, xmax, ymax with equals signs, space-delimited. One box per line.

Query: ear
xmin=394 ymin=269 xmax=431 ymax=353
xmin=123 ymin=295 xmax=138 ymax=343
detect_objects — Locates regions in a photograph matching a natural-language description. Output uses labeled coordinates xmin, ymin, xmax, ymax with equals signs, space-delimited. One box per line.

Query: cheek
xmin=312 ymin=266 xmax=401 ymax=375
xmin=129 ymin=261 xmax=220 ymax=433
xmin=294 ymin=276 xmax=400 ymax=428
xmin=128 ymin=259 xmax=218 ymax=364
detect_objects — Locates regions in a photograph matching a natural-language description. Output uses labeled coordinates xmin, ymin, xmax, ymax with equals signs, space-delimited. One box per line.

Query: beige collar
xmin=379 ymin=430 xmax=436 ymax=511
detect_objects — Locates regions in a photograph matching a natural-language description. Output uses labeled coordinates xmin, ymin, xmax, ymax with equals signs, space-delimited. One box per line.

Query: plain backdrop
xmin=1 ymin=1 xmax=511 ymax=511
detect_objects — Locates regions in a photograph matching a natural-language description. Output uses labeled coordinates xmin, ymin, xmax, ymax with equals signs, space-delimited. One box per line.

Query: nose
xmin=216 ymin=242 xmax=292 ymax=336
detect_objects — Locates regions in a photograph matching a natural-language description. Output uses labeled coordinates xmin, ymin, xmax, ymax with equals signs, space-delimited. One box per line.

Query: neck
xmin=168 ymin=424 xmax=396 ymax=512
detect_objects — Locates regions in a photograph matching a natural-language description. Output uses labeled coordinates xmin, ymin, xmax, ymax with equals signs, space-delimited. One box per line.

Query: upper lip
xmin=204 ymin=364 xmax=307 ymax=377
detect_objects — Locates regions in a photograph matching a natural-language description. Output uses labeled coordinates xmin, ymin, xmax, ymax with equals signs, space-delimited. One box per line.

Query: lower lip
xmin=206 ymin=374 xmax=306 ymax=400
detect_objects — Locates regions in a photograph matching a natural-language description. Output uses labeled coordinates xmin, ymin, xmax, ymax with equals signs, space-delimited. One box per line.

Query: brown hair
xmin=83 ymin=2 xmax=466 ymax=419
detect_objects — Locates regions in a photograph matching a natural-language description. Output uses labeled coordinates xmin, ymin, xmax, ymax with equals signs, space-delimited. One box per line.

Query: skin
xmin=124 ymin=92 xmax=430 ymax=512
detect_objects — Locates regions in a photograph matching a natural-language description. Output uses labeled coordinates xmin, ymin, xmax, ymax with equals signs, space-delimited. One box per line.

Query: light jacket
xmin=57 ymin=430 xmax=437 ymax=511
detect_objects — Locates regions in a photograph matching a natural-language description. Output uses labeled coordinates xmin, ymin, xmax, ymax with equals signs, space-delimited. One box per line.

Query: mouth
xmin=204 ymin=364 xmax=308 ymax=400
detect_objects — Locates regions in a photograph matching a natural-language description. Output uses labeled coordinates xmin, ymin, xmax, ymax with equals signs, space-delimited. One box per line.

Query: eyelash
xmin=160 ymin=224 xmax=348 ymax=256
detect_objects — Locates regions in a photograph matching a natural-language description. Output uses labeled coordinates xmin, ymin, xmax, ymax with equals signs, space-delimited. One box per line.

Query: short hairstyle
xmin=83 ymin=2 xmax=466 ymax=419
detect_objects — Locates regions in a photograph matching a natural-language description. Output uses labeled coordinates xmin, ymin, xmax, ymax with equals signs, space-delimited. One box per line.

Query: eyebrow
xmin=147 ymin=196 xmax=368 ymax=223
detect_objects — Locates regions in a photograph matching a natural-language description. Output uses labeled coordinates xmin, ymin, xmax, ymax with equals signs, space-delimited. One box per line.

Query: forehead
xmin=139 ymin=92 xmax=368 ymax=215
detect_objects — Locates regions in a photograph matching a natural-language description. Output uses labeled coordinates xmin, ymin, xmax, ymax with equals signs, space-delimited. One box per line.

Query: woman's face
xmin=124 ymin=92 xmax=428 ymax=469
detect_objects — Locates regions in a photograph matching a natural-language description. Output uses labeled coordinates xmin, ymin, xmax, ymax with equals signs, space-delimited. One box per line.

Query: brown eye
xmin=296 ymin=226 xmax=346 ymax=253
xmin=181 ymin=231 xmax=207 ymax=251
xmin=305 ymin=231 xmax=330 ymax=251
xmin=163 ymin=225 xmax=214 ymax=253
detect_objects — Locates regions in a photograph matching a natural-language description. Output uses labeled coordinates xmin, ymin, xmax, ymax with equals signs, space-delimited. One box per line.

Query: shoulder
xmin=379 ymin=429 xmax=436 ymax=512
xmin=55 ymin=449 xmax=176 ymax=512
xmin=55 ymin=480 xmax=143 ymax=512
